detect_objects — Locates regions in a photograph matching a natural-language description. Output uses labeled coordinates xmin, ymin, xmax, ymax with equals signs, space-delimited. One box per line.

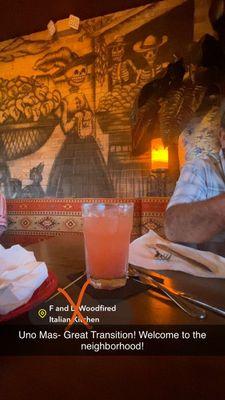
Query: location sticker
xmin=38 ymin=309 xmax=47 ymax=319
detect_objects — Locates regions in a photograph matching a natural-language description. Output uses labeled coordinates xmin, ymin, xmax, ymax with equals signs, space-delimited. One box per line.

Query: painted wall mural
xmin=0 ymin=0 xmax=219 ymax=198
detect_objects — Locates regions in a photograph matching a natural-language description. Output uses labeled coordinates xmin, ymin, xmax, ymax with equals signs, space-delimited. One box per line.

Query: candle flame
xmin=151 ymin=138 xmax=168 ymax=170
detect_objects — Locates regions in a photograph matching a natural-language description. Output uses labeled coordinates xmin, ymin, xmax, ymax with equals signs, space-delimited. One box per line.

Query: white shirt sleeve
xmin=167 ymin=159 xmax=208 ymax=210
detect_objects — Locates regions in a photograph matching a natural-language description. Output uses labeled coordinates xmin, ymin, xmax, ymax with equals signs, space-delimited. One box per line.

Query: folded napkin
xmin=0 ymin=244 xmax=48 ymax=315
xmin=129 ymin=230 xmax=225 ymax=278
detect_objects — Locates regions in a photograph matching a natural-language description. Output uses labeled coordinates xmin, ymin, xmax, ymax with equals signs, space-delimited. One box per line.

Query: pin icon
xmin=38 ymin=308 xmax=47 ymax=319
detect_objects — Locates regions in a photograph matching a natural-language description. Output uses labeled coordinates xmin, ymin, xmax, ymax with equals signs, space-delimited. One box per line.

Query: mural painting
xmin=0 ymin=0 xmax=221 ymax=198
xmin=95 ymin=0 xmax=194 ymax=196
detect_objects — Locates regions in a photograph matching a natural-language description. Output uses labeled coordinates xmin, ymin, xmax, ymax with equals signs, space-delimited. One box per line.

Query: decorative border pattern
xmin=6 ymin=198 xmax=142 ymax=212
xmin=1 ymin=197 xmax=169 ymax=247
xmin=140 ymin=197 xmax=169 ymax=237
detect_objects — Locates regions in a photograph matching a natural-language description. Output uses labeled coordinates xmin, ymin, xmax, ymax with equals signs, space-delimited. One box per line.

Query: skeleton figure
xmin=133 ymin=34 xmax=168 ymax=86
xmin=62 ymin=65 xmax=94 ymax=138
xmin=108 ymin=36 xmax=138 ymax=89
xmin=47 ymin=65 xmax=113 ymax=197
xmin=69 ymin=65 xmax=87 ymax=86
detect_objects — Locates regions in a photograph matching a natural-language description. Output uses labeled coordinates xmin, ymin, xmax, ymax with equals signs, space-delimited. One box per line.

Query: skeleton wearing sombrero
xmin=133 ymin=34 xmax=168 ymax=85
xmin=108 ymin=36 xmax=138 ymax=89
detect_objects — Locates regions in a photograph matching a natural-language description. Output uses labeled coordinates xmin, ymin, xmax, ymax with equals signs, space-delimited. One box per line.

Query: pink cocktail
xmin=82 ymin=203 xmax=134 ymax=289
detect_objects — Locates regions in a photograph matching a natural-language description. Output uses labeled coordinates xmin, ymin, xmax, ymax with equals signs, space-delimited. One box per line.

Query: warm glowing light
xmin=151 ymin=138 xmax=168 ymax=170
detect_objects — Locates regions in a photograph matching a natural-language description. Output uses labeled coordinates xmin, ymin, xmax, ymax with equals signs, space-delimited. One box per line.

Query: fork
xmin=156 ymin=243 xmax=212 ymax=272
xmin=129 ymin=266 xmax=206 ymax=319
xmin=146 ymin=244 xmax=171 ymax=261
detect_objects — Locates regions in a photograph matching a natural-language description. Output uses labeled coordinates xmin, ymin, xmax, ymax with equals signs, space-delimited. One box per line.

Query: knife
xmin=130 ymin=267 xmax=225 ymax=318
xmin=129 ymin=266 xmax=206 ymax=319
xmin=156 ymin=243 xmax=213 ymax=273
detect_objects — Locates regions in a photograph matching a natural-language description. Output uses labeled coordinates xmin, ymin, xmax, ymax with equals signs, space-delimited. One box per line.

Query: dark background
xmin=0 ymin=0 xmax=158 ymax=41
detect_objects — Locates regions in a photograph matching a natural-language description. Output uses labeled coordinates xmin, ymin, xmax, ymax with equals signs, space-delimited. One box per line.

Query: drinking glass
xmin=82 ymin=203 xmax=134 ymax=290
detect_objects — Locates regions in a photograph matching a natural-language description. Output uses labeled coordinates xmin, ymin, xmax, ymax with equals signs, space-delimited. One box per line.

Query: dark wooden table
xmin=1 ymin=233 xmax=225 ymax=399
xmin=25 ymin=233 xmax=225 ymax=325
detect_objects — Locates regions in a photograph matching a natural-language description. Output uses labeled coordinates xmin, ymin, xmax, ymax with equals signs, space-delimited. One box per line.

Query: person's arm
xmin=60 ymin=99 xmax=77 ymax=134
xmin=164 ymin=157 xmax=225 ymax=243
xmin=165 ymin=194 xmax=225 ymax=243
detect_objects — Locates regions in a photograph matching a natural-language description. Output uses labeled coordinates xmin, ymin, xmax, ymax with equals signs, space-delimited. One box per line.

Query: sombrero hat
xmin=108 ymin=36 xmax=127 ymax=48
xmin=51 ymin=52 xmax=96 ymax=78
xmin=133 ymin=35 xmax=168 ymax=53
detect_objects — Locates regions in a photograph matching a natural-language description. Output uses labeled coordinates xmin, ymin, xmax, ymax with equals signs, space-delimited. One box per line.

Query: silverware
xmin=156 ymin=243 xmax=213 ymax=273
xmin=129 ymin=265 xmax=164 ymax=282
xmin=146 ymin=244 xmax=172 ymax=261
xmin=154 ymin=248 xmax=171 ymax=261
xmin=133 ymin=269 xmax=225 ymax=318
xmin=176 ymin=292 xmax=225 ymax=318
xmin=129 ymin=266 xmax=206 ymax=319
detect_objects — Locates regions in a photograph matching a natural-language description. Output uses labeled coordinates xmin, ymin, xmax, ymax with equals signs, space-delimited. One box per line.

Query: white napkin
xmin=0 ymin=244 xmax=48 ymax=315
xmin=129 ymin=230 xmax=225 ymax=278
